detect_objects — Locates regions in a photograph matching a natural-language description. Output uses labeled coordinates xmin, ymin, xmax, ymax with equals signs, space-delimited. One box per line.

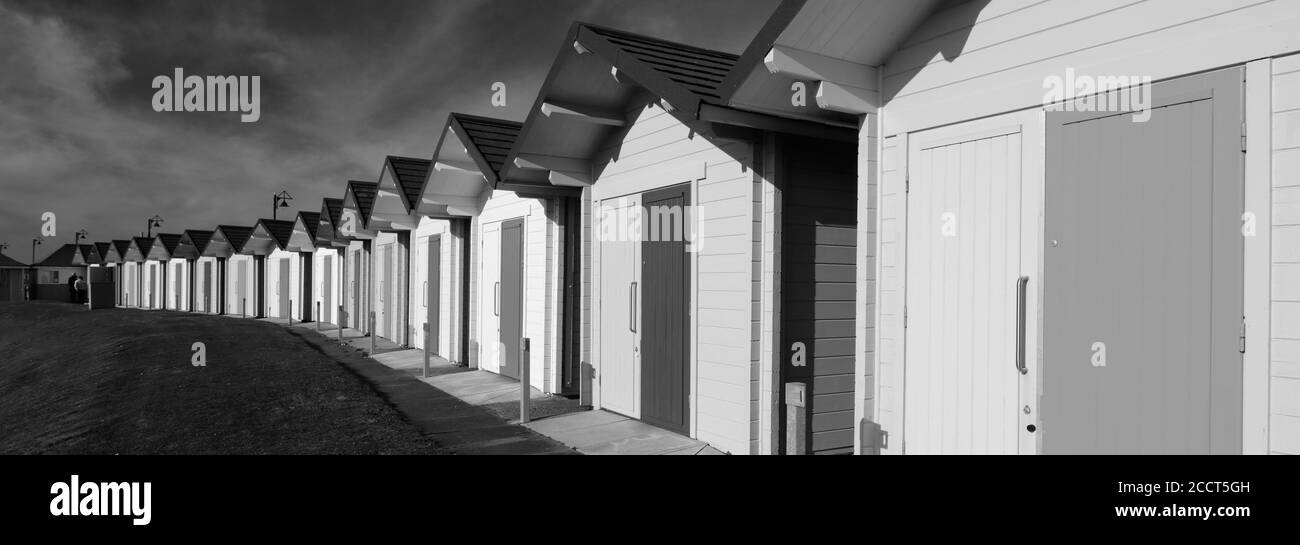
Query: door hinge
xmin=905 ymin=177 xmax=910 ymax=194
xmin=1241 ymin=122 xmax=1248 ymax=153
xmin=1239 ymin=317 xmax=1247 ymax=354
xmin=903 ymin=306 xmax=908 ymax=329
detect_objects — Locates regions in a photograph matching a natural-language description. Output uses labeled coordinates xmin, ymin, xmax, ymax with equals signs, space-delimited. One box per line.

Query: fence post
xmin=785 ymin=382 xmax=807 ymax=455
xmin=422 ymin=322 xmax=430 ymax=379
xmin=520 ymin=337 xmax=531 ymax=424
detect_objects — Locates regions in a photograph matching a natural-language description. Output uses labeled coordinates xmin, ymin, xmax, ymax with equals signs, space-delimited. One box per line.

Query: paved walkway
xmin=284 ymin=321 xmax=576 ymax=455
xmin=282 ymin=319 xmax=723 ymax=455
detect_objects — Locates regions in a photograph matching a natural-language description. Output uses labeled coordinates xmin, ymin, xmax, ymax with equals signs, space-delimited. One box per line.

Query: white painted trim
xmin=1243 ymin=58 xmax=1272 ymax=454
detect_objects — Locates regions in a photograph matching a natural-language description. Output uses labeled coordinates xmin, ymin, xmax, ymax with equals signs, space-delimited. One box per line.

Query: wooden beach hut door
xmin=904 ymin=119 xmax=1035 ymax=454
xmin=202 ymin=262 xmax=212 ymax=312
xmin=278 ymin=257 xmax=291 ymax=319
xmin=598 ymin=196 xmax=641 ymax=418
xmin=322 ymin=255 xmax=333 ymax=324
xmin=173 ymin=262 xmax=183 ymax=309
xmin=640 ymin=185 xmax=691 ymax=435
xmin=378 ymin=244 xmax=391 ymax=339
xmin=1042 ymin=68 xmax=1244 ymax=454
xmin=499 ymin=219 xmax=524 ymax=380
xmin=427 ymin=236 xmax=441 ymax=356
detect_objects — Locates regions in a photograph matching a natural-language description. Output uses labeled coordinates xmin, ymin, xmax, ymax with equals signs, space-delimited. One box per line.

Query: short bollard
xmin=316 ymin=302 xmax=321 ymax=331
xmin=337 ymin=305 xmax=344 ymax=341
xmin=785 ymin=382 xmax=807 ymax=456
xmin=422 ymin=323 xmax=430 ymax=379
xmin=520 ymin=338 xmax=531 ymax=424
xmin=289 ymin=299 xmax=294 ymax=325
xmin=368 ymin=311 xmax=376 ymax=355
xmin=242 ymin=298 xmax=247 ymax=319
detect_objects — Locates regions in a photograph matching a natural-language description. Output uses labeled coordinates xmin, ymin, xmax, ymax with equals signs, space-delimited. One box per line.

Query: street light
xmin=273 ymin=190 xmax=293 ymax=220
xmin=31 ymin=237 xmax=42 ymax=265
xmin=146 ymin=216 xmax=163 ymax=238
xmin=75 ymin=229 xmax=88 ymax=247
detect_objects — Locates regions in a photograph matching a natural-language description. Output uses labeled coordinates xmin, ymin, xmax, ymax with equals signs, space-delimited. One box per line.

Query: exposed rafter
xmin=764 ymin=45 xmax=879 ymax=115
xmin=541 ymin=100 xmax=627 ymax=126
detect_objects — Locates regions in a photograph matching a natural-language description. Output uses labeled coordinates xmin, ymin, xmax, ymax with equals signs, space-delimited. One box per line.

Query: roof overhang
xmin=125 ymin=238 xmax=153 ymax=262
xmin=315 ymin=198 xmax=349 ymax=248
xmin=287 ymin=213 xmax=321 ymax=252
xmin=209 ymin=226 xmax=253 ymax=257
xmin=148 ymin=233 xmax=183 ymax=261
xmin=105 ymin=240 xmax=132 ymax=264
xmin=175 ymin=230 xmax=213 ymax=260
xmin=371 ymin=159 xmax=422 ymax=231
xmin=718 ymin=0 xmax=941 ymax=123
xmin=245 ymin=219 xmax=295 ymax=256
xmin=339 ymin=181 xmax=380 ymax=240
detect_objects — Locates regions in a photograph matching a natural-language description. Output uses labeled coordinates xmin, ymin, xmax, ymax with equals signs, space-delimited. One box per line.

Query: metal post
xmin=422 ymin=323 xmax=430 ymax=379
xmin=316 ymin=302 xmax=321 ymax=331
xmin=368 ymin=311 xmax=375 ymax=355
xmin=242 ymin=298 xmax=246 ymax=319
xmin=337 ymin=305 xmax=344 ymax=341
xmin=520 ymin=337 xmax=531 ymax=424
xmin=289 ymin=299 xmax=294 ymax=325
xmin=785 ymin=382 xmax=807 ymax=456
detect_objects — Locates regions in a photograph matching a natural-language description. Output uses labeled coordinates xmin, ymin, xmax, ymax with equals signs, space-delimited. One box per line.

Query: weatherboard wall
xmin=590 ymin=104 xmax=755 ymax=455
xmin=1271 ymin=53 xmax=1300 ymax=455
xmin=411 ymin=217 xmax=462 ymax=362
xmin=475 ymin=191 xmax=561 ymax=393
xmin=880 ymin=0 xmax=1300 ymax=136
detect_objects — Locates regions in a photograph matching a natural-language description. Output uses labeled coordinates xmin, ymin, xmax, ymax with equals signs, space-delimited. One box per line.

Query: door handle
xmin=494 ymin=282 xmax=500 ymax=316
xmin=629 ymin=281 xmax=637 ymax=333
xmin=1016 ymin=276 xmax=1029 ymax=375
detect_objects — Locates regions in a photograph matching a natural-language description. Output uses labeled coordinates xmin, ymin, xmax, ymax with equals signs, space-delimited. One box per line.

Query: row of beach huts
xmin=5 ymin=0 xmax=1300 ymax=455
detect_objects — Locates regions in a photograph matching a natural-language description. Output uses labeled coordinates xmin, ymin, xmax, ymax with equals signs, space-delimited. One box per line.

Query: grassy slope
xmin=0 ymin=302 xmax=442 ymax=454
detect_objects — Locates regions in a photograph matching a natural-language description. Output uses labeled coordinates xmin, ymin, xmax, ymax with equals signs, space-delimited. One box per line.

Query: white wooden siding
xmin=593 ymin=105 xmax=754 ymax=455
xmin=1272 ymin=53 xmax=1300 ymax=454
xmin=266 ymin=248 xmax=300 ymax=322
xmin=311 ymin=249 xmax=342 ymax=325
xmin=476 ymin=192 xmax=563 ymax=393
xmin=854 ymin=112 xmax=879 ymax=454
xmin=412 ymin=218 xmax=458 ymax=362
xmin=876 ymin=134 xmax=906 ymax=454
xmin=882 ymin=0 xmax=1300 ymax=135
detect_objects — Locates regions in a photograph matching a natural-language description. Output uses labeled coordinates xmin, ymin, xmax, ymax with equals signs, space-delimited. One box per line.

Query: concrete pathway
xmin=524 ymin=411 xmax=724 ymax=455
xmin=283 ymin=319 xmax=723 ymax=455
xmin=284 ymin=321 xmax=577 ymax=455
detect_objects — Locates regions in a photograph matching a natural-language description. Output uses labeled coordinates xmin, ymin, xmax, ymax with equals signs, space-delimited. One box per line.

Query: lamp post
xmin=75 ymin=229 xmax=88 ymax=247
xmin=31 ymin=237 xmax=42 ymax=265
xmin=29 ymin=238 xmax=41 ymax=300
xmin=272 ymin=190 xmax=293 ymax=220
xmin=146 ymin=216 xmax=163 ymax=239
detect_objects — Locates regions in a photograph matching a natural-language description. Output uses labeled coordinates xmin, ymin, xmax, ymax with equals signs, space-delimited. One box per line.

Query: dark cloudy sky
xmin=0 ymin=0 xmax=778 ymax=262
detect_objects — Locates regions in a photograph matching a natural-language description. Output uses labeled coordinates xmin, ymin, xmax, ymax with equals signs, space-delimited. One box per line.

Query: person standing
xmin=75 ymin=275 xmax=88 ymax=304
xmin=67 ymin=274 xmax=78 ymax=303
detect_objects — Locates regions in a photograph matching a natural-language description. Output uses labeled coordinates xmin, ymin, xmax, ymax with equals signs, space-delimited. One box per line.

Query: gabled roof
xmin=321 ymin=198 xmax=343 ymax=231
xmin=504 ymin=21 xmax=854 ymax=187
xmin=125 ymin=237 xmax=154 ymax=262
xmin=716 ymin=0 xmax=939 ymax=125
xmin=348 ymin=181 xmax=377 ymax=223
xmin=287 ymin=211 xmax=322 ymax=252
xmin=149 ymin=233 xmax=184 ymax=260
xmin=254 ymin=219 xmax=295 ymax=250
xmin=37 ymin=244 xmax=86 ymax=267
xmin=386 ymin=156 xmax=432 ymax=212
xmin=452 ymin=113 xmax=522 ymax=185
xmin=175 ymin=230 xmax=215 ymax=260
xmin=214 ymin=225 xmax=254 ymax=253
xmin=106 ymin=240 xmax=133 ymax=263
xmin=94 ymin=242 xmax=112 ymax=262
xmin=74 ymin=244 xmax=99 ymax=265
xmin=0 ymin=252 xmax=27 ymax=268
xmin=295 ymin=212 xmax=321 ymax=240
